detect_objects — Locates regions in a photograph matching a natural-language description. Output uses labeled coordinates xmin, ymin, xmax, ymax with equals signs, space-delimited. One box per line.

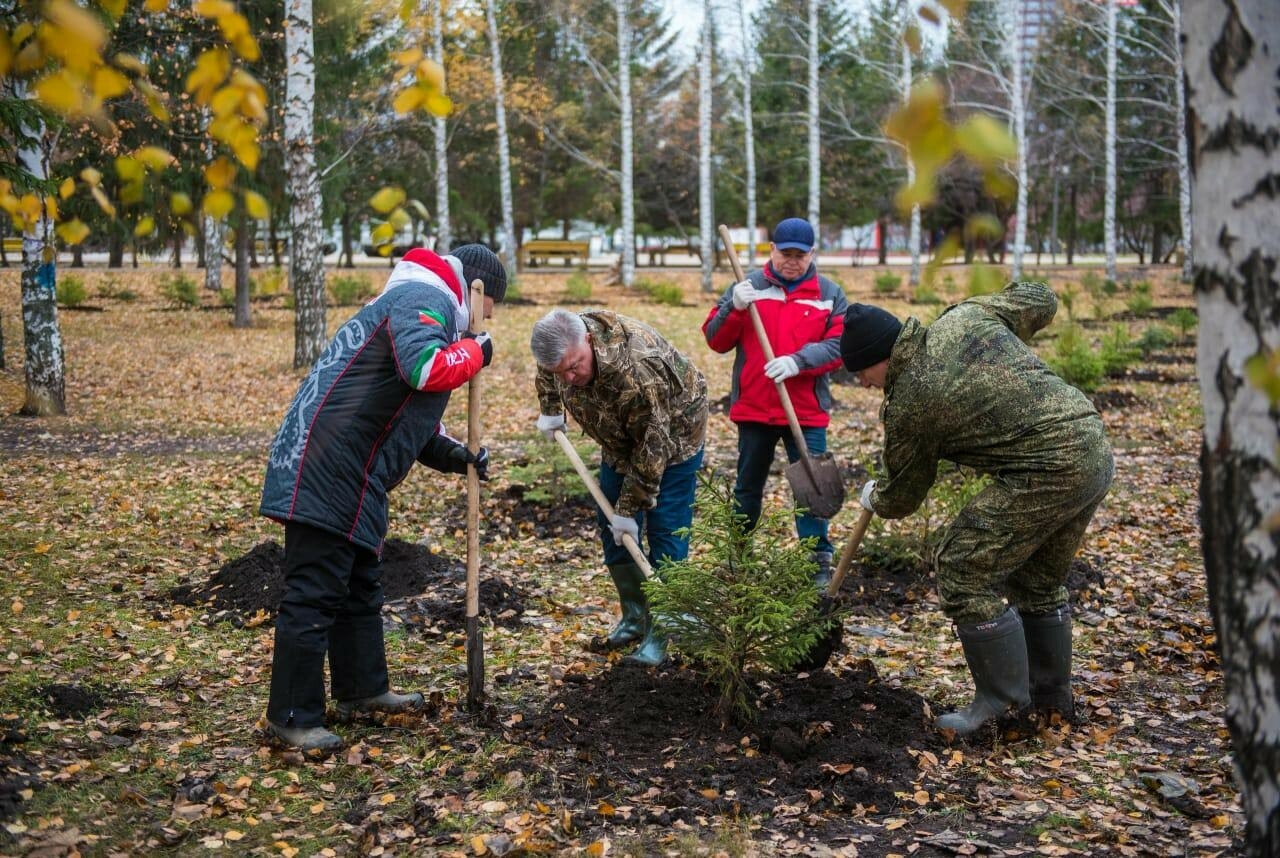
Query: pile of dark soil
xmin=171 ymin=538 xmax=530 ymax=630
xmin=512 ymin=657 xmax=943 ymax=841
xmin=35 ymin=684 xmax=114 ymax=720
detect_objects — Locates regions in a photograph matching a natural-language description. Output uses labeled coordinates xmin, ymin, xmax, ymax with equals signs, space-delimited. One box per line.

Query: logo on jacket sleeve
xmin=418 ymin=308 xmax=446 ymax=326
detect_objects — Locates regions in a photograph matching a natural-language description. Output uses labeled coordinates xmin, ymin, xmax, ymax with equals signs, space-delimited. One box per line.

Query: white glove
xmin=731 ymin=280 xmax=762 ymax=311
xmin=536 ymin=413 xmax=566 ymax=440
xmin=764 ymin=355 xmax=800 ymax=382
xmin=859 ymin=480 xmax=877 ymax=512
xmin=608 ymin=514 xmax=639 ymax=547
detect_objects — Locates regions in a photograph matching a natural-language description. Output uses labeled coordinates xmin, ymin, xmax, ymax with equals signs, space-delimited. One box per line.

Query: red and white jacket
xmin=702 ymin=264 xmax=848 ymax=428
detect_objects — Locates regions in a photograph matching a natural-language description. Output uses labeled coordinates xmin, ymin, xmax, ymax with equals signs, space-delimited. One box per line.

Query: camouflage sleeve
xmin=534 ymin=369 xmax=562 ymax=416
xmin=872 ymin=415 xmax=941 ymax=519
xmin=614 ymin=361 xmax=679 ymax=517
xmin=972 ymin=281 xmax=1057 ymax=343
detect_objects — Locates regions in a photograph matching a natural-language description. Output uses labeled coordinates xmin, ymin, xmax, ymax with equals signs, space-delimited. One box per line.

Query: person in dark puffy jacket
xmin=258 ymin=244 xmax=506 ymax=753
xmin=702 ymin=217 xmax=848 ymax=586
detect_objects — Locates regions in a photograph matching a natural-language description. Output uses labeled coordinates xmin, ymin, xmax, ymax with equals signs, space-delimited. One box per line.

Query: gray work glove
xmin=859 ymin=479 xmax=876 ymax=512
xmin=536 ymin=413 xmax=566 ymax=440
xmin=608 ymin=514 xmax=639 ymax=547
xmin=764 ymin=355 xmax=800 ymax=382
xmin=731 ymin=280 xmax=764 ymax=311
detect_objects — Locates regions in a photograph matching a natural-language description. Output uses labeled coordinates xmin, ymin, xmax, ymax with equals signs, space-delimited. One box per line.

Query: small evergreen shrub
xmin=1046 ymin=323 xmax=1105 ymax=392
xmin=506 ymin=443 xmax=591 ymax=504
xmin=635 ymin=277 xmax=682 ymax=306
xmin=912 ymin=282 xmax=942 ymax=305
xmin=645 ymin=475 xmax=827 ymax=727
xmin=565 ymin=272 xmax=592 ymax=301
xmin=1135 ymin=324 xmax=1175 ymax=357
xmin=1058 ymin=285 xmax=1077 ymax=322
xmin=1168 ymin=307 xmax=1197 ymax=343
xmin=329 ymin=274 xmax=374 ymax=306
xmin=873 ymin=273 xmax=901 ymax=294
xmin=57 ymin=275 xmax=87 ymax=308
xmin=253 ymin=267 xmax=286 ymax=298
xmin=1099 ymin=324 xmax=1141 ymax=376
xmin=160 ymin=273 xmax=200 ymax=308
xmin=96 ymin=276 xmax=136 ymax=302
xmin=1125 ymin=281 xmax=1154 ymax=316
xmin=965 ymin=265 xmax=1003 ymax=297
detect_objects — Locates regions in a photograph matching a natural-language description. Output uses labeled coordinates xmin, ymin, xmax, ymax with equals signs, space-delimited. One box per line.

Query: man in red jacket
xmin=702 ymin=218 xmax=848 ymax=585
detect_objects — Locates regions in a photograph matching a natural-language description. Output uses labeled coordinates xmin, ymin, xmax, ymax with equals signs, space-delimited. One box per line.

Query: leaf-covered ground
xmin=0 ymin=265 xmax=1240 ymax=856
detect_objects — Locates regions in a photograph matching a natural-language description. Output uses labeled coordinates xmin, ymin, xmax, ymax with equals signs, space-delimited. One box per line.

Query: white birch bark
xmin=1184 ymin=1 xmax=1280 ymax=854
xmin=698 ymin=0 xmax=714 ymax=292
xmin=432 ymin=0 xmax=452 ymax=252
xmin=18 ymin=122 xmax=64 ymax=416
xmin=1009 ymin=0 xmax=1027 ymax=279
xmin=484 ymin=0 xmax=516 ymax=277
xmin=806 ymin=0 xmax=820 ymax=233
xmin=617 ymin=0 xmax=635 ymax=288
xmin=903 ymin=37 xmax=920 ymax=285
xmin=285 ymin=0 xmax=327 ymax=369
xmin=1170 ymin=0 xmax=1192 ymax=282
xmin=739 ymin=0 xmax=757 ymax=273
xmin=1104 ymin=0 xmax=1118 ymax=280
xmin=203 ymin=216 xmax=223 ymax=292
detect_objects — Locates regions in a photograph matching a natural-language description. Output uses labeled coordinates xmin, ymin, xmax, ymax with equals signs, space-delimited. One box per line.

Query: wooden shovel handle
xmin=717 ymin=224 xmax=817 ymax=481
xmin=824 ymin=507 xmax=874 ymax=598
xmin=553 ymin=429 xmax=652 ymax=576
xmin=466 ymin=280 xmax=486 ymax=619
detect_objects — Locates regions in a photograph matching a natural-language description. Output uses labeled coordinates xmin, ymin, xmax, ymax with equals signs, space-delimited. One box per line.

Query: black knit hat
xmin=841 ymin=304 xmax=902 ymax=372
xmin=449 ymin=244 xmax=508 ymax=303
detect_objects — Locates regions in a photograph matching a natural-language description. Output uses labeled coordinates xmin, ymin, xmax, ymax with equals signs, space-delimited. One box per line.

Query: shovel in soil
xmin=790 ymin=506 xmax=874 ymax=673
xmin=717 ymin=224 xmax=845 ymax=519
xmin=464 ymin=279 xmax=487 ymax=711
xmin=552 ymin=429 xmax=652 ymax=575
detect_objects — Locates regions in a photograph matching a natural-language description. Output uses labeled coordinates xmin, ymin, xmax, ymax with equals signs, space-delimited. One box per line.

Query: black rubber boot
xmin=266 ymin=721 xmax=344 ymax=753
xmin=1022 ymin=605 xmax=1074 ymax=719
xmin=811 ymin=551 xmax=834 ymax=590
xmin=604 ymin=562 xmax=648 ymax=648
xmin=936 ymin=609 xmax=1032 ymax=736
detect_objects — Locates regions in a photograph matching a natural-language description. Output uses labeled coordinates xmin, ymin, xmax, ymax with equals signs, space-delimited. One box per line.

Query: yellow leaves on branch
xmin=392 ymin=48 xmax=451 ymax=117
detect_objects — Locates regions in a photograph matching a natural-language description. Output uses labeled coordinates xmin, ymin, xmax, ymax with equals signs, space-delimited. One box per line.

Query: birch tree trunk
xmin=203 ymin=217 xmax=224 ymax=292
xmin=484 ymin=0 xmax=516 ymax=277
xmin=286 ymin=0 xmax=327 ymax=368
xmin=617 ymin=0 xmax=635 ymax=287
xmin=739 ymin=0 xmax=757 ymax=273
xmin=903 ymin=37 xmax=921 ymax=286
xmin=1104 ymin=0 xmax=1118 ymax=280
xmin=433 ymin=0 xmax=452 ymax=252
xmin=1009 ymin=0 xmax=1027 ymax=280
xmin=18 ymin=127 xmax=64 ymax=416
xmin=1184 ymin=1 xmax=1280 ymax=854
xmin=1170 ymin=0 xmax=1192 ymax=282
xmin=698 ymin=2 xmax=714 ymax=292
xmin=806 ymin=0 xmax=820 ymax=232
xmin=234 ymin=206 xmax=251 ymax=328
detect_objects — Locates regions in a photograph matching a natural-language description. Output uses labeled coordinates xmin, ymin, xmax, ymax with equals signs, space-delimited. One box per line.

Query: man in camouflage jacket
xmin=532 ymin=308 xmax=707 ymax=666
xmin=841 ymin=281 xmax=1113 ymax=736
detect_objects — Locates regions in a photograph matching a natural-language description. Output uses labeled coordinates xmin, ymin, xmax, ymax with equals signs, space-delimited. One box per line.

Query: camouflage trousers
xmin=932 ymin=442 xmax=1115 ymax=626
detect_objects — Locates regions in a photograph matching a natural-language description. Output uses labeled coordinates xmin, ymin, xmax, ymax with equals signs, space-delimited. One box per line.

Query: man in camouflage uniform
xmin=532 ymin=308 xmax=707 ymax=666
xmin=841 ymin=281 xmax=1113 ymax=736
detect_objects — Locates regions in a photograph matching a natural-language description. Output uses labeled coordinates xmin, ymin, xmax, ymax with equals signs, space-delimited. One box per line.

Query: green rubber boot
xmin=604 ymin=562 xmax=648 ymax=648
xmin=812 ymin=551 xmax=834 ymax=590
xmin=333 ymin=690 xmax=425 ymax=722
xmin=1022 ymin=605 xmax=1074 ymax=720
xmin=936 ymin=609 xmax=1032 ymax=736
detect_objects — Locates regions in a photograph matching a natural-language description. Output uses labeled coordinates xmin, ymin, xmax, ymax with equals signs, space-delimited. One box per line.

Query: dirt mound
xmin=512 ymin=658 xmax=942 ymax=838
xmin=35 ymin=684 xmax=114 ymax=720
xmin=171 ymin=538 xmax=529 ymax=630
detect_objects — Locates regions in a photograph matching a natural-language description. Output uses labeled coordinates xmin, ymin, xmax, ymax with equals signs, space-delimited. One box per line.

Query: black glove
xmin=462 ymin=330 xmax=493 ymax=367
xmin=445 ymin=442 xmax=489 ymax=480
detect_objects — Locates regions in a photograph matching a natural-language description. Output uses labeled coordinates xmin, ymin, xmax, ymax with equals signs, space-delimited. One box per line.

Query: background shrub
xmin=1046 ymin=323 xmax=1105 ymax=392
xmin=160 ymin=274 xmax=199 ymax=309
xmin=57 ymin=275 xmax=87 ymax=308
xmin=329 ymin=274 xmax=375 ymax=306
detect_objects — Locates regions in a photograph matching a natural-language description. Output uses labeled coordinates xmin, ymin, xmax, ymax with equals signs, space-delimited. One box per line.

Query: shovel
xmin=552 ymin=428 xmax=652 ymax=575
xmin=717 ymin=224 xmax=845 ymax=519
xmin=790 ymin=505 xmax=874 ymax=673
xmin=464 ymin=279 xmax=487 ymax=711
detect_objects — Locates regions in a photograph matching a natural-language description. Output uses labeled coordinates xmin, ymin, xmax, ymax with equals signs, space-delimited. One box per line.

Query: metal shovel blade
xmin=784 ymin=451 xmax=846 ymax=519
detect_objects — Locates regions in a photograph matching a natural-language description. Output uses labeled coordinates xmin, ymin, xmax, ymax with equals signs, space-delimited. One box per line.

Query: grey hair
xmin=530 ymin=309 xmax=587 ymax=369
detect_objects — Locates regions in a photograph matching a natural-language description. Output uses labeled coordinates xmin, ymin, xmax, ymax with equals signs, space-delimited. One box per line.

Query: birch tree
xmin=1103 ymin=0 xmax=1117 ymax=280
xmin=738 ymin=0 xmax=758 ymax=272
xmin=483 ymin=0 xmax=516 ymax=275
xmin=17 ymin=123 xmax=64 ymax=417
xmin=432 ymin=0 xmax=452 ymax=251
xmin=806 ymin=0 xmax=820 ymax=230
xmin=286 ymin=0 xmax=327 ymax=368
xmin=902 ymin=36 xmax=921 ymax=285
xmin=1184 ymin=1 xmax=1280 ymax=854
xmin=617 ymin=0 xmax=636 ymax=287
xmin=698 ymin=0 xmax=714 ymax=292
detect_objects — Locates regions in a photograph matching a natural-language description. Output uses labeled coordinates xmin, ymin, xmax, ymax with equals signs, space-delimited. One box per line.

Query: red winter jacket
xmin=702 ymin=264 xmax=848 ymax=428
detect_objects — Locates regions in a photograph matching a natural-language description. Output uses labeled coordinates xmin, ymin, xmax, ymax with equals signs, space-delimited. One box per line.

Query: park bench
xmin=2 ymin=237 xmax=23 ymax=255
xmin=715 ymin=242 xmax=772 ymax=266
xmin=520 ymin=239 xmax=590 ymax=268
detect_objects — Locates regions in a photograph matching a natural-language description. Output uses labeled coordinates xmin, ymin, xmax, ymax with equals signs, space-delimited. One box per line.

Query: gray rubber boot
xmin=604 ymin=562 xmax=648 ymax=648
xmin=936 ymin=609 xmax=1032 ymax=736
xmin=812 ymin=551 xmax=834 ymax=590
xmin=623 ymin=610 xmax=668 ymax=667
xmin=333 ymin=690 xmax=425 ymax=722
xmin=266 ymin=722 xmax=344 ymax=753
xmin=1022 ymin=605 xmax=1074 ymax=718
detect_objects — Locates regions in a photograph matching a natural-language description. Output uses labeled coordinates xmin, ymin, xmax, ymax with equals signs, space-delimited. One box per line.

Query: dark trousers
xmin=734 ymin=421 xmax=833 ymax=555
xmin=266 ymin=522 xmax=389 ymax=728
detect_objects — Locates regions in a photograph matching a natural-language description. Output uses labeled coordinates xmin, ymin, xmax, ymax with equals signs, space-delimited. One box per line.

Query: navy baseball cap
xmin=772 ymin=217 xmax=815 ymax=251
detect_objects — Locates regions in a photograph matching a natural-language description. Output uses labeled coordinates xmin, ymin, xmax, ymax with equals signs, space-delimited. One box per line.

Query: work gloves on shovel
xmin=536 ymin=413 xmax=566 ymax=440
xmin=608 ymin=514 xmax=639 ymax=547
xmin=731 ymin=280 xmax=767 ymax=311
xmin=420 ymin=432 xmax=489 ymax=480
xmin=461 ymin=330 xmax=494 ymax=367
xmin=859 ymin=480 xmax=876 ymax=513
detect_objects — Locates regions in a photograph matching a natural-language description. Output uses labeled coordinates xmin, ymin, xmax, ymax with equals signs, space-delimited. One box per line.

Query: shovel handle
xmin=465 ymin=279 xmax=486 ymax=707
xmin=552 ymin=429 xmax=653 ymax=576
xmin=717 ymin=224 xmax=817 ymax=480
xmin=824 ymin=506 xmax=874 ymax=598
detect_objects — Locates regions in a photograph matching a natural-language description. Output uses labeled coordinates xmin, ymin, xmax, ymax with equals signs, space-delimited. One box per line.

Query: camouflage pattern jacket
xmin=870 ymin=281 xmax=1109 ymax=520
xmin=536 ymin=311 xmax=708 ymax=517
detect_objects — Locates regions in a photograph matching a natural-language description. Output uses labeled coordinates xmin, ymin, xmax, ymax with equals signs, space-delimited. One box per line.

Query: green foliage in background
xmin=56 ymin=275 xmax=87 ymax=308
xmin=160 ymin=274 xmax=199 ymax=309
xmin=1047 ymin=323 xmax=1105 ymax=393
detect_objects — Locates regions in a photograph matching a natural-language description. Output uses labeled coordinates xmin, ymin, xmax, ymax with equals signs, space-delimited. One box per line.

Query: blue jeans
xmin=733 ymin=421 xmax=832 ymax=555
xmin=596 ymin=447 xmax=704 ymax=571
